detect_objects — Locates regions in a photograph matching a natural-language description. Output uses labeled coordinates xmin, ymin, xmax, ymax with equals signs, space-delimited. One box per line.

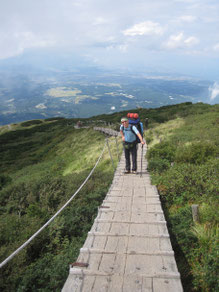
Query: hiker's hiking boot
xmin=124 ymin=170 xmax=130 ymax=174
xmin=132 ymin=171 xmax=137 ymax=174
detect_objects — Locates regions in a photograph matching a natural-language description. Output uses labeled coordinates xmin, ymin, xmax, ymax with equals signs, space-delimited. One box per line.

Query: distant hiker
xmin=76 ymin=121 xmax=82 ymax=128
xmin=120 ymin=115 xmax=145 ymax=174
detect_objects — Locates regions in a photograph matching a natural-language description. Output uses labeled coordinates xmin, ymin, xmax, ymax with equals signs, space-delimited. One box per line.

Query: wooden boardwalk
xmin=62 ymin=145 xmax=183 ymax=292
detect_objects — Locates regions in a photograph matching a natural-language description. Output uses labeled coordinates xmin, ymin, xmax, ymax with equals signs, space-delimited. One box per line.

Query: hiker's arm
xmin=120 ymin=130 xmax=125 ymax=141
xmin=137 ymin=133 xmax=145 ymax=145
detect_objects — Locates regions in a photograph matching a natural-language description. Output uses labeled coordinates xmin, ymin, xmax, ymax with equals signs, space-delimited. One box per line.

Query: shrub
xmin=0 ymin=175 xmax=11 ymax=191
xmin=175 ymin=141 xmax=217 ymax=164
xmin=147 ymin=141 xmax=176 ymax=162
xmin=147 ymin=158 xmax=170 ymax=173
xmin=199 ymin=203 xmax=219 ymax=225
xmin=44 ymin=117 xmax=65 ymax=122
xmin=153 ymin=159 xmax=219 ymax=205
xmin=164 ymin=206 xmax=197 ymax=291
xmin=145 ymin=130 xmax=153 ymax=144
xmin=20 ymin=120 xmax=43 ymax=127
xmin=191 ymin=224 xmax=219 ymax=291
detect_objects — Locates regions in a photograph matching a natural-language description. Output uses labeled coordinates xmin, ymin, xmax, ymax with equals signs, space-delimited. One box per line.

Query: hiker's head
xmin=121 ymin=117 xmax=129 ymax=127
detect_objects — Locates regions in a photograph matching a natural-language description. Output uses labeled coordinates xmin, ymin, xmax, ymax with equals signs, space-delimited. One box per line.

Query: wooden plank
xmin=80 ymin=248 xmax=174 ymax=256
xmin=122 ymin=275 xmax=143 ymax=292
xmin=83 ymin=234 xmax=107 ymax=249
xmin=130 ymin=212 xmax=164 ymax=223
xmin=91 ymin=276 xmax=110 ymax=292
xmin=98 ymin=253 xmax=126 ymax=275
xmin=153 ymin=278 xmax=183 ymax=292
xmin=109 ymin=222 xmax=130 ymax=234
xmin=62 ymin=145 xmax=183 ymax=292
xmin=95 ymin=219 xmax=167 ymax=225
xmin=104 ymin=236 xmax=128 ymax=253
xmin=87 ymin=232 xmax=169 ymax=239
xmin=147 ymin=204 xmax=163 ymax=213
xmin=62 ymin=274 xmax=83 ymax=292
xmin=90 ymin=222 xmax=111 ymax=233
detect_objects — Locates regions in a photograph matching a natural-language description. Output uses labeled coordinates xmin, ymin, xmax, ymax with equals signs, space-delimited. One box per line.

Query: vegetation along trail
xmin=0 ymin=102 xmax=218 ymax=291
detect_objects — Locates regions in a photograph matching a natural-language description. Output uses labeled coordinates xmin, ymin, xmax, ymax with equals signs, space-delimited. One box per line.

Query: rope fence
xmin=93 ymin=127 xmax=121 ymax=164
xmin=0 ymin=141 xmax=109 ymax=269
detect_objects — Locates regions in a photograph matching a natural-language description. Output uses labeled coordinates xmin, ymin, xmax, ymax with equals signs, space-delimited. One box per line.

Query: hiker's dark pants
xmin=124 ymin=143 xmax=137 ymax=171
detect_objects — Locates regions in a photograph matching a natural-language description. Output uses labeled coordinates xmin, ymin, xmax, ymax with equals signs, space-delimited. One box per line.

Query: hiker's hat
xmin=121 ymin=117 xmax=128 ymax=122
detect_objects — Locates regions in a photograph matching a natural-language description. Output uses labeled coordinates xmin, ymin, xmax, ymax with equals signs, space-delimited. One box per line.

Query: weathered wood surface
xmin=62 ymin=146 xmax=183 ymax=292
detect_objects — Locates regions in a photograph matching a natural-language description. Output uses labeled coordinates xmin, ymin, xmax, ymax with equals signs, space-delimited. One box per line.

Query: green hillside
xmin=145 ymin=104 xmax=219 ymax=292
xmin=0 ymin=119 xmax=122 ymax=291
xmin=0 ymin=102 xmax=218 ymax=291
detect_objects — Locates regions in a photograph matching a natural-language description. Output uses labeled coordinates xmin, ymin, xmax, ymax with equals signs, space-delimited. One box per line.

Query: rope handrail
xmin=0 ymin=142 xmax=107 ymax=269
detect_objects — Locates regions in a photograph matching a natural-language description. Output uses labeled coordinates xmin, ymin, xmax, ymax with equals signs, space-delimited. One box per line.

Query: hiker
xmin=120 ymin=117 xmax=145 ymax=174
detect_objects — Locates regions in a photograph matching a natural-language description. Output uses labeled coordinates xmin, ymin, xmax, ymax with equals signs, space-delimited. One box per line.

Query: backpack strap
xmin=130 ymin=125 xmax=135 ymax=135
xmin=130 ymin=125 xmax=138 ymax=142
xmin=121 ymin=125 xmax=136 ymax=137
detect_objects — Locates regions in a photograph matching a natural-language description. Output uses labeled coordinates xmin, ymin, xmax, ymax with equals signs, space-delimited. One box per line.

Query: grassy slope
xmin=0 ymin=102 xmax=218 ymax=291
xmin=0 ymin=119 xmax=122 ymax=291
xmin=145 ymin=105 xmax=219 ymax=292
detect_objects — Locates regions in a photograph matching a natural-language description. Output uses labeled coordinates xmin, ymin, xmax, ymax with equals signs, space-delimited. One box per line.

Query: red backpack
xmin=127 ymin=113 xmax=139 ymax=119
xmin=125 ymin=113 xmax=143 ymax=143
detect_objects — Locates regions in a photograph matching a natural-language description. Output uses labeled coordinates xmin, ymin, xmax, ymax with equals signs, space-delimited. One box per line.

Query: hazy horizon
xmin=0 ymin=0 xmax=218 ymax=80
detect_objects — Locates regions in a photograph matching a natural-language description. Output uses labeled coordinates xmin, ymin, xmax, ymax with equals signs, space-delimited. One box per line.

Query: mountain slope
xmin=0 ymin=119 xmax=122 ymax=291
xmin=0 ymin=102 xmax=218 ymax=291
xmin=145 ymin=105 xmax=219 ymax=291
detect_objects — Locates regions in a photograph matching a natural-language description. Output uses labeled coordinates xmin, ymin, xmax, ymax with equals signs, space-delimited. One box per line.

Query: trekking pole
xmin=140 ymin=144 xmax=144 ymax=177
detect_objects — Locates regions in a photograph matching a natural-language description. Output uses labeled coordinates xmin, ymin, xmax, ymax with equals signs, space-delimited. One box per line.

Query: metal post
xmin=106 ymin=138 xmax=115 ymax=171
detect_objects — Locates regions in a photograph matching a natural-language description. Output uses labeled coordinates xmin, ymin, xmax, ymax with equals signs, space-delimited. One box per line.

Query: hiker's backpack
xmin=127 ymin=113 xmax=144 ymax=143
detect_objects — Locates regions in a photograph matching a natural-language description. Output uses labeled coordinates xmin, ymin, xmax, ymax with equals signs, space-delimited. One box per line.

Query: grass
xmin=146 ymin=105 xmax=219 ymax=291
xmin=1 ymin=102 xmax=218 ymax=291
xmin=0 ymin=119 xmax=123 ymax=292
xmin=146 ymin=117 xmax=185 ymax=148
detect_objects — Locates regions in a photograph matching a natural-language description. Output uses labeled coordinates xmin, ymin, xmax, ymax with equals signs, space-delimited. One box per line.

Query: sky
xmin=0 ymin=0 xmax=219 ymax=80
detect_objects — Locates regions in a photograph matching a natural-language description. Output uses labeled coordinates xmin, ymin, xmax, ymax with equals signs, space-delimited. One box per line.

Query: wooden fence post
xmin=191 ymin=204 xmax=200 ymax=223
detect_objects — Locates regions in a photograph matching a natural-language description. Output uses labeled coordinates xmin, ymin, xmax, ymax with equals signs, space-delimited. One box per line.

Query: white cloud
xmin=118 ymin=44 xmax=128 ymax=52
xmin=213 ymin=43 xmax=219 ymax=51
xmin=164 ymin=32 xmax=184 ymax=49
xmin=93 ymin=17 xmax=108 ymax=25
xmin=184 ymin=36 xmax=199 ymax=46
xmin=209 ymin=82 xmax=219 ymax=100
xmin=0 ymin=0 xmax=218 ymax=80
xmin=106 ymin=44 xmax=128 ymax=52
xmin=164 ymin=32 xmax=199 ymax=49
xmin=35 ymin=103 xmax=47 ymax=109
xmin=0 ymin=30 xmax=56 ymax=59
xmin=178 ymin=15 xmax=197 ymax=22
xmin=14 ymin=31 xmax=56 ymax=49
xmin=123 ymin=21 xmax=164 ymax=37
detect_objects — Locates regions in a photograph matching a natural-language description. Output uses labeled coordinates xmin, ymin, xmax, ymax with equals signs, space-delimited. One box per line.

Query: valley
xmin=0 ymin=68 xmax=212 ymax=125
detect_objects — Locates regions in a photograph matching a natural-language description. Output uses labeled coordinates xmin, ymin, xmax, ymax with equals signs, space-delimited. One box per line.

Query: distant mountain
xmin=0 ymin=51 xmax=217 ymax=125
